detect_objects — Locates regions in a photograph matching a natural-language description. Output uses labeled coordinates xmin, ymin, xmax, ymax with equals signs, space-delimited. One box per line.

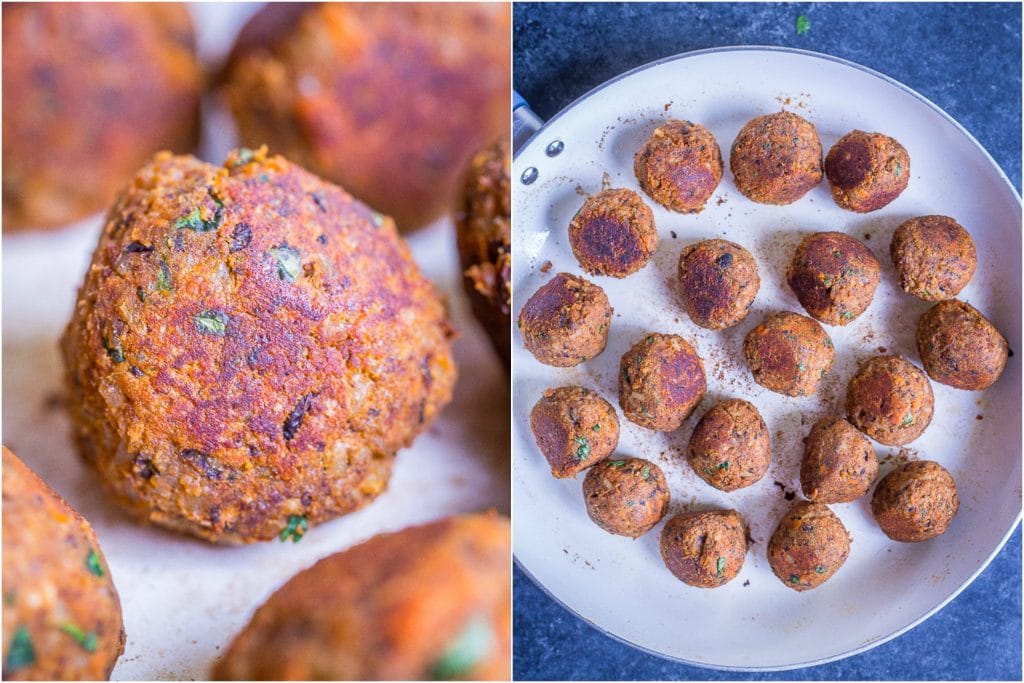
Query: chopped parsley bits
xmin=610 ymin=460 xmax=626 ymax=468
xmin=641 ymin=466 xmax=651 ymax=480
xmin=815 ymin=565 xmax=826 ymax=574
xmin=900 ymin=411 xmax=915 ymax=427
xmin=789 ymin=574 xmax=800 ymax=584
xmin=716 ymin=461 xmax=730 ymax=470
xmin=279 ymin=515 xmax=308 ymax=542
xmin=59 ymin=623 xmax=98 ymax=653
xmin=157 ymin=260 xmax=172 ymax=291
xmin=195 ymin=310 xmax=228 ymax=336
xmin=574 ymin=437 xmax=591 ymax=460
xmin=716 ymin=557 xmax=726 ymax=576
xmin=430 ymin=615 xmax=494 ymax=680
xmin=175 ymin=190 xmax=225 ymax=233
xmin=269 ymin=244 xmax=301 ymax=283
xmin=592 ymin=423 xmax=601 ymax=432
xmin=5 ymin=627 xmax=34 ymax=671
xmin=371 ymin=211 xmax=386 ymax=228
xmin=101 ymin=336 xmax=124 ymax=364
xmin=86 ymin=549 xmax=104 ymax=577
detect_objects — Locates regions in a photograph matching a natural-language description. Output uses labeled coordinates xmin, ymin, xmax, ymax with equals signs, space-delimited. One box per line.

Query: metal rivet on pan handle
xmin=545 ymin=140 xmax=564 ymax=157
xmin=521 ymin=167 xmax=539 ymax=185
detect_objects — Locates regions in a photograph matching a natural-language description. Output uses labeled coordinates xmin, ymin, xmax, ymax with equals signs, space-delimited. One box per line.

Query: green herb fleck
xmin=430 ymin=614 xmax=494 ymax=680
xmin=895 ymin=161 xmax=902 ymax=177
xmin=841 ymin=311 xmax=855 ymax=320
xmin=703 ymin=467 xmax=715 ymax=476
xmin=646 ymin=335 xmax=655 ymax=345
xmin=626 ymin=500 xmax=635 ymax=507
xmin=824 ymin=337 xmax=834 ymax=348
xmin=900 ymin=411 xmax=915 ymax=427
xmin=815 ymin=565 xmax=826 ymax=574
xmin=592 ymin=423 xmax=601 ymax=432
xmin=797 ymin=362 xmax=806 ymax=372
xmin=59 ymin=623 xmax=97 ymax=653
xmin=611 ymin=460 xmax=626 ymax=468
xmin=137 ymin=287 xmax=147 ymax=303
xmin=174 ymin=207 xmax=202 ymax=230
xmin=716 ymin=461 xmax=730 ymax=470
xmin=232 ymin=147 xmax=255 ymax=167
xmin=641 ymin=405 xmax=651 ymax=418
xmin=86 ymin=549 xmax=104 ymax=577
xmin=102 ymin=336 xmax=124 ymax=364
xmin=157 ymin=260 xmax=172 ymax=292
xmin=5 ymin=626 xmax=34 ymax=671
xmin=716 ymin=557 xmax=726 ymax=576
xmin=195 ymin=310 xmax=228 ymax=336
xmin=371 ymin=211 xmax=386 ymax=228
xmin=575 ymin=437 xmax=591 ymax=460
xmin=269 ymin=245 xmax=302 ymax=283
xmin=279 ymin=515 xmax=308 ymax=542
xmin=641 ymin=466 xmax=651 ymax=480
xmin=789 ymin=574 xmax=800 ymax=584
xmin=175 ymin=190 xmax=224 ymax=233
xmin=3 ymin=591 xmax=14 ymax=606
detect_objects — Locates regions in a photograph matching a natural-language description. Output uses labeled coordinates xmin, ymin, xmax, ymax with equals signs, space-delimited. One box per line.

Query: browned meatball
xmin=824 ymin=130 xmax=910 ymax=212
xmin=767 ymin=501 xmax=851 ymax=591
xmin=730 ymin=111 xmax=823 ymax=205
xmin=786 ymin=232 xmax=881 ymax=325
xmin=660 ymin=510 xmax=748 ymax=588
xmin=619 ymin=333 xmax=707 ymax=431
xmin=517 ymin=273 xmax=612 ymax=367
xmin=582 ymin=457 xmax=669 ymax=538
xmin=634 ymin=120 xmax=723 ymax=213
xmin=687 ymin=399 xmax=770 ymax=491
xmin=800 ymin=416 xmax=879 ymax=503
xmin=871 ymin=461 xmax=959 ymax=542
xmin=916 ymin=299 xmax=1009 ymax=390
xmin=529 ymin=386 xmax=620 ymax=478
xmin=743 ymin=312 xmax=835 ymax=397
xmin=846 ymin=356 xmax=934 ymax=446
xmin=891 ymin=215 xmax=977 ymax=301
xmin=677 ymin=239 xmax=760 ymax=329
xmin=568 ymin=188 xmax=658 ymax=278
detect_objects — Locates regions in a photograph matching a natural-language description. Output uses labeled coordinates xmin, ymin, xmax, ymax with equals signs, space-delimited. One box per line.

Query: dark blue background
xmin=513 ymin=3 xmax=1022 ymax=680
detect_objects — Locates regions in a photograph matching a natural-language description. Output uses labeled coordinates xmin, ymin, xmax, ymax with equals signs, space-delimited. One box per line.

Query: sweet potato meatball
xmin=871 ymin=460 xmax=959 ymax=542
xmin=61 ymin=148 xmax=456 ymax=544
xmin=767 ymin=501 xmax=851 ymax=591
xmin=800 ymin=416 xmax=879 ymax=504
xmin=568 ymin=188 xmax=658 ymax=278
xmin=891 ymin=215 xmax=977 ymax=301
xmin=2 ymin=448 xmax=125 ymax=680
xmin=687 ymin=399 xmax=770 ymax=491
xmin=916 ymin=299 xmax=1009 ymax=391
xmin=824 ymin=130 xmax=910 ymax=212
xmin=633 ymin=119 xmax=723 ymax=213
xmin=529 ymin=386 xmax=620 ymax=478
xmin=214 ymin=513 xmax=510 ymax=680
xmin=677 ymin=239 xmax=760 ymax=329
xmin=786 ymin=232 xmax=881 ymax=325
xmin=660 ymin=510 xmax=748 ymax=588
xmin=517 ymin=273 xmax=612 ymax=367
xmin=619 ymin=333 xmax=707 ymax=431
xmin=846 ymin=356 xmax=933 ymax=446
xmin=743 ymin=312 xmax=835 ymax=397
xmin=729 ymin=111 xmax=823 ymax=205
xmin=582 ymin=457 xmax=669 ymax=538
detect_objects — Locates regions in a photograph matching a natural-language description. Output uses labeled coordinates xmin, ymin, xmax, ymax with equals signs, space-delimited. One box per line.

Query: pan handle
xmin=513 ymin=90 xmax=544 ymax=153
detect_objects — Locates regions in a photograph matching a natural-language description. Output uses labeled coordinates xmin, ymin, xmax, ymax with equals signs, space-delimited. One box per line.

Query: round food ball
xmin=824 ymin=130 xmax=910 ymax=212
xmin=916 ymin=299 xmax=1009 ymax=391
xmin=568 ymin=188 xmax=658 ymax=278
xmin=61 ymin=148 xmax=456 ymax=544
xmin=677 ymin=239 xmax=760 ymax=329
xmin=633 ymin=119 xmax=723 ymax=213
xmin=687 ymin=399 xmax=770 ymax=491
xmin=800 ymin=416 xmax=879 ymax=504
xmin=619 ymin=333 xmax=707 ymax=431
xmin=871 ymin=460 xmax=959 ymax=542
xmin=517 ymin=273 xmax=612 ymax=367
xmin=767 ymin=501 xmax=851 ymax=591
xmin=214 ymin=513 xmax=510 ymax=680
xmin=891 ymin=215 xmax=977 ymax=301
xmin=660 ymin=510 xmax=748 ymax=588
xmin=743 ymin=312 xmax=835 ymax=397
xmin=529 ymin=386 xmax=620 ymax=478
xmin=2 ymin=3 xmax=201 ymax=231
xmin=582 ymin=457 xmax=669 ymax=538
xmin=846 ymin=356 xmax=934 ymax=446
xmin=729 ymin=111 xmax=823 ymax=205
xmin=2 ymin=447 xmax=125 ymax=679
xmin=786 ymin=232 xmax=881 ymax=325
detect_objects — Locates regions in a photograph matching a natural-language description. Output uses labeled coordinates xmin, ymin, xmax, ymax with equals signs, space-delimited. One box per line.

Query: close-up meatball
xmin=517 ymin=272 xmax=613 ymax=367
xmin=529 ymin=386 xmax=620 ymax=478
xmin=677 ymin=239 xmax=760 ymax=329
xmin=823 ymin=130 xmax=910 ymax=212
xmin=687 ymin=399 xmax=771 ymax=491
xmin=916 ymin=299 xmax=1010 ymax=391
xmin=846 ymin=356 xmax=934 ymax=446
xmin=890 ymin=215 xmax=977 ymax=301
xmin=568 ymin=188 xmax=659 ymax=278
xmin=660 ymin=509 xmax=748 ymax=588
xmin=633 ymin=119 xmax=723 ymax=213
xmin=2 ymin=2 xmax=202 ymax=231
xmin=743 ymin=311 xmax=835 ymax=397
xmin=582 ymin=457 xmax=670 ymax=538
xmin=800 ymin=416 xmax=879 ymax=504
xmin=729 ymin=111 xmax=823 ymax=205
xmin=767 ymin=500 xmax=851 ymax=591
xmin=871 ymin=460 xmax=959 ymax=542
xmin=61 ymin=148 xmax=456 ymax=544
xmin=786 ymin=231 xmax=881 ymax=325
xmin=619 ymin=333 xmax=707 ymax=431
xmin=214 ymin=513 xmax=510 ymax=680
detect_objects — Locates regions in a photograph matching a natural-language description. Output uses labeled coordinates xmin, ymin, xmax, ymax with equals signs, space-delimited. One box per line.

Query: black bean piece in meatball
xmin=677 ymin=239 xmax=760 ymax=329
xmin=582 ymin=457 xmax=669 ymax=538
xmin=517 ymin=273 xmax=613 ymax=367
xmin=529 ymin=386 xmax=620 ymax=478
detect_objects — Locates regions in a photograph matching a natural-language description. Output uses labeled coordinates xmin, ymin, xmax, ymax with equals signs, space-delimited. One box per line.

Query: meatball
xmin=2 ymin=3 xmax=201 ymax=231
xmin=619 ymin=333 xmax=707 ymax=431
xmin=529 ymin=386 xmax=620 ymax=478
xmin=767 ymin=501 xmax=851 ymax=591
xmin=871 ymin=460 xmax=959 ymax=542
xmin=517 ymin=273 xmax=612 ymax=367
xmin=846 ymin=356 xmax=934 ymax=446
xmin=729 ymin=111 xmax=823 ymax=205
xmin=582 ymin=457 xmax=669 ymax=538
xmin=61 ymin=148 xmax=456 ymax=544
xmin=214 ymin=513 xmax=510 ymax=680
xmin=824 ymin=130 xmax=910 ymax=212
xmin=916 ymin=299 xmax=1009 ymax=391
xmin=786 ymin=232 xmax=881 ymax=325
xmin=633 ymin=119 xmax=723 ymax=213
xmin=2 ymin=448 xmax=125 ymax=680
xmin=743 ymin=312 xmax=835 ymax=397
xmin=222 ymin=3 xmax=510 ymax=231
xmin=800 ymin=416 xmax=879 ymax=503
xmin=677 ymin=239 xmax=760 ymax=329
xmin=687 ymin=399 xmax=770 ymax=491
xmin=660 ymin=510 xmax=748 ymax=588
xmin=568 ymin=188 xmax=658 ymax=278
xmin=891 ymin=215 xmax=977 ymax=301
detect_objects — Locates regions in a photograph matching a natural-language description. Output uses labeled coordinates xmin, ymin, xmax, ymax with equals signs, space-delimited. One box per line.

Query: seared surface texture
xmin=677 ymin=239 xmax=760 ymax=330
xmin=582 ymin=457 xmax=669 ymax=538
xmin=916 ymin=299 xmax=1008 ymax=391
xmin=660 ymin=509 xmax=748 ymax=588
xmin=530 ymin=386 xmax=620 ymax=479
xmin=846 ymin=356 xmax=933 ymax=446
xmin=824 ymin=130 xmax=910 ymax=212
xmin=634 ymin=119 xmax=723 ymax=213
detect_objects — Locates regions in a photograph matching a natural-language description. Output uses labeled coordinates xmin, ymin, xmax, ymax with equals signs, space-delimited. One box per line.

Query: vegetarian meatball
xmin=871 ymin=460 xmax=959 ymax=542
xmin=633 ymin=119 xmax=723 ymax=213
xmin=2 ymin=2 xmax=201 ymax=231
xmin=730 ymin=111 xmax=823 ymax=205
xmin=743 ymin=312 xmax=835 ymax=397
xmin=619 ymin=333 xmax=707 ymax=431
xmin=582 ymin=457 xmax=669 ymax=538
xmin=517 ymin=273 xmax=612 ymax=367
xmin=916 ymin=299 xmax=1009 ymax=390
xmin=61 ymin=148 xmax=456 ymax=544
xmin=786 ymin=232 xmax=881 ymax=325
xmin=767 ymin=501 xmax=851 ymax=591
xmin=800 ymin=416 xmax=879 ymax=504
xmin=677 ymin=239 xmax=760 ymax=329
xmin=2 ymin=448 xmax=125 ymax=680
xmin=214 ymin=513 xmax=510 ymax=680
xmin=529 ymin=386 xmax=620 ymax=478
xmin=846 ymin=356 xmax=933 ymax=446
xmin=891 ymin=215 xmax=977 ymax=301
xmin=660 ymin=510 xmax=748 ymax=588
xmin=687 ymin=399 xmax=770 ymax=491
xmin=568 ymin=188 xmax=658 ymax=278
xmin=824 ymin=130 xmax=910 ymax=212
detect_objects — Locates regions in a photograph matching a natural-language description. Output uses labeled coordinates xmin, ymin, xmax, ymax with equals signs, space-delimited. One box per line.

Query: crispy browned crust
xmin=824 ymin=130 xmax=910 ymax=212
xmin=529 ymin=386 xmax=620 ymax=479
xmin=916 ymin=299 xmax=1009 ymax=390
xmin=845 ymin=356 xmax=933 ymax=446
xmin=582 ymin=457 xmax=669 ymax=538
xmin=517 ymin=273 xmax=612 ymax=367
xmin=677 ymin=239 xmax=760 ymax=330
xmin=687 ymin=399 xmax=770 ymax=492
xmin=871 ymin=460 xmax=959 ymax=542
xmin=660 ymin=509 xmax=748 ymax=588
xmin=743 ymin=311 xmax=835 ymax=397
xmin=729 ymin=111 xmax=822 ymax=205
xmin=634 ymin=120 xmax=723 ymax=213
xmin=619 ymin=333 xmax=707 ymax=431
xmin=767 ymin=501 xmax=851 ymax=591
xmin=890 ymin=215 xmax=977 ymax=301
xmin=568 ymin=188 xmax=658 ymax=278
xmin=800 ymin=416 xmax=878 ymax=504
xmin=786 ymin=231 xmax=881 ymax=326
